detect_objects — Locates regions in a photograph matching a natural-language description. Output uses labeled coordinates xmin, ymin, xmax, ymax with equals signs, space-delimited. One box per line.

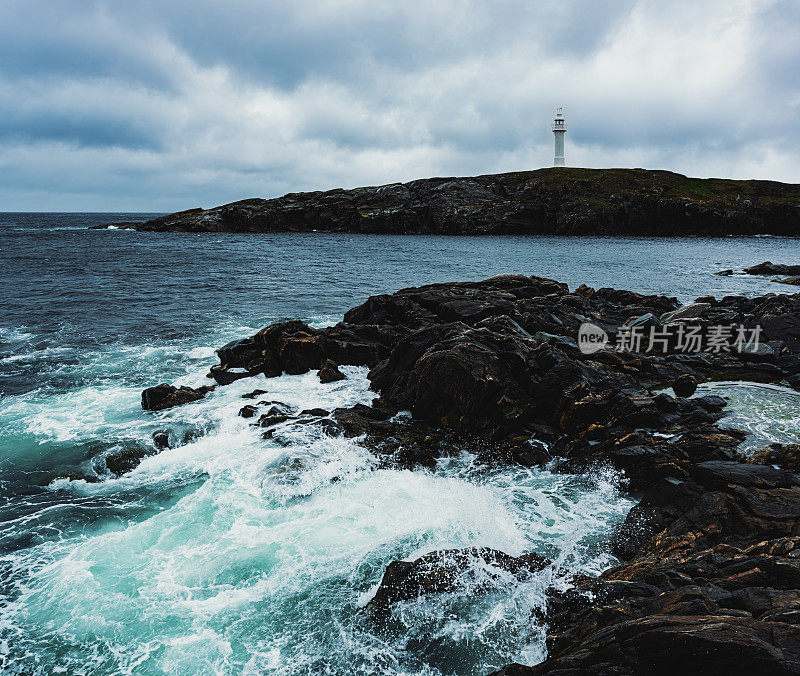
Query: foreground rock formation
xmin=94 ymin=168 xmax=800 ymax=236
xmin=138 ymin=274 xmax=800 ymax=674
xmin=367 ymin=548 xmax=551 ymax=616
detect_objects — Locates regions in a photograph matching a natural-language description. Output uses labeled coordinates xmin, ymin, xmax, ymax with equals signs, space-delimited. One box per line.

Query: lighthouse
xmin=552 ymin=108 xmax=566 ymax=167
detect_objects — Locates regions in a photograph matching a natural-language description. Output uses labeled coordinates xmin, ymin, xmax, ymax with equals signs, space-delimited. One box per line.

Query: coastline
xmin=90 ymin=168 xmax=800 ymax=237
xmin=135 ymin=273 xmax=800 ymax=674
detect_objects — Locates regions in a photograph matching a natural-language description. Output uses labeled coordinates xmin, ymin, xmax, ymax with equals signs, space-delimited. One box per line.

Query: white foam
xmin=2 ymin=364 xmax=633 ymax=675
xmin=695 ymin=381 xmax=800 ymax=454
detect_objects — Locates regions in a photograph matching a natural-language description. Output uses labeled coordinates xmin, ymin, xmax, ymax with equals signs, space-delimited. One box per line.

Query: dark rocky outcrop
xmin=138 ymin=274 xmax=800 ymax=673
xmin=672 ymin=373 xmax=698 ymax=397
xmin=93 ymin=168 xmax=800 ymax=236
xmin=367 ymin=548 xmax=551 ymax=615
xmin=745 ymin=261 xmax=800 ymax=276
xmin=499 ymin=462 xmax=800 ymax=675
xmin=318 ymin=359 xmax=345 ymax=383
xmin=749 ymin=443 xmax=800 ymax=472
xmin=238 ymin=404 xmax=259 ymax=419
xmin=141 ymin=383 xmax=214 ymax=411
xmin=209 ymin=320 xmax=402 ymax=384
xmin=103 ymin=443 xmax=156 ymax=476
xmin=145 ymin=274 xmax=800 ymax=457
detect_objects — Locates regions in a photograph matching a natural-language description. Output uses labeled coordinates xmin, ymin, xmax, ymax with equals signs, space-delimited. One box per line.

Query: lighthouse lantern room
xmin=552 ymin=108 xmax=566 ymax=167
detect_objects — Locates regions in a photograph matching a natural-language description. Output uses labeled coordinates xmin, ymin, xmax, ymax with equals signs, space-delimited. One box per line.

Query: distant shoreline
xmin=90 ymin=167 xmax=800 ymax=236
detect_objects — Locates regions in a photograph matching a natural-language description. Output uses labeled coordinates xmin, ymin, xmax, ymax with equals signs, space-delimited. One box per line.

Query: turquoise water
xmin=696 ymin=381 xmax=800 ymax=454
xmin=1 ymin=215 xmax=799 ymax=674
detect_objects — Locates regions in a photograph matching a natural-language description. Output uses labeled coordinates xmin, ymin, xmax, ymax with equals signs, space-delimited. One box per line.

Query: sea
xmin=1 ymin=212 xmax=800 ymax=675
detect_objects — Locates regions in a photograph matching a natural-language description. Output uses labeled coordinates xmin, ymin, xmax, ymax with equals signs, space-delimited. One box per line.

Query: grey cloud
xmin=0 ymin=0 xmax=798 ymax=211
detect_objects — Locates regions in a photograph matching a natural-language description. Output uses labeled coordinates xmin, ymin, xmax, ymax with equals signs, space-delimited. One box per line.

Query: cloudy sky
xmin=1 ymin=0 xmax=798 ymax=211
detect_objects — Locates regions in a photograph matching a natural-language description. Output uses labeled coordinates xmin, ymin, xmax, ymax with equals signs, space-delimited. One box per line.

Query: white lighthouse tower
xmin=552 ymin=108 xmax=566 ymax=167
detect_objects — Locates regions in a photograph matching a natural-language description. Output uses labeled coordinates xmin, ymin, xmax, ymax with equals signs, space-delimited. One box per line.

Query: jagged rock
xmin=318 ymin=359 xmax=345 ymax=383
xmin=716 ymin=269 xmax=734 ymax=276
xmin=300 ymin=407 xmax=330 ymax=416
xmin=527 ymin=462 xmax=800 ymax=676
xmin=143 ymin=275 xmax=800 ymax=473
xmin=776 ymin=276 xmax=800 ymax=286
xmin=241 ymin=388 xmax=268 ymax=399
xmin=309 ymin=418 xmax=343 ymax=437
xmin=141 ymin=383 xmax=213 ymax=411
xmin=477 ymin=434 xmax=552 ymax=467
xmin=255 ymin=403 xmax=294 ymax=428
xmin=662 ymin=302 xmax=711 ymax=323
xmin=745 ymin=261 xmax=800 ymax=276
xmin=213 ymin=320 xmax=400 ymax=381
xmin=749 ymin=443 xmax=800 ymax=472
xmin=672 ymin=373 xmax=698 ymax=397
xmin=138 ymin=273 xmax=800 ymax=675
xmin=95 ymin=169 xmax=800 ymax=237
xmin=238 ymin=404 xmax=259 ymax=419
xmin=104 ymin=442 xmax=157 ymax=476
xmin=104 ymin=449 xmax=146 ymax=476
xmin=208 ymin=365 xmax=252 ymax=385
xmin=332 ymin=404 xmax=450 ymax=469
xmin=367 ymin=548 xmax=550 ymax=614
xmin=625 ymin=312 xmax=660 ymax=329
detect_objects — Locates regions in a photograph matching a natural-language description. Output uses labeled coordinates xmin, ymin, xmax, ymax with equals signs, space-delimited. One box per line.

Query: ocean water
xmin=1 ymin=213 xmax=800 ymax=675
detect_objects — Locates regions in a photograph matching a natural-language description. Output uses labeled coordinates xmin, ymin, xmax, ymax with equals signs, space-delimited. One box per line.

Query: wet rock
xmin=258 ymin=413 xmax=292 ymax=428
xmin=367 ymin=548 xmax=550 ymax=614
xmin=693 ymin=394 xmax=727 ymax=411
xmin=515 ymin=611 xmax=800 ymax=675
xmin=300 ymin=407 xmax=330 ymax=417
xmin=208 ymin=365 xmax=252 ymax=385
xmin=241 ymin=389 xmax=268 ymax=399
xmin=331 ymin=404 xmax=454 ymax=469
xmin=310 ymin=418 xmax=343 ymax=436
xmin=152 ymin=430 xmax=170 ymax=449
xmin=692 ymin=459 xmax=799 ymax=490
xmin=104 ymin=444 xmax=154 ymax=476
xmin=141 ymin=273 xmax=800 ymax=675
xmin=318 ymin=359 xmax=345 ymax=383
xmin=214 ymin=320 xmax=398 ymax=381
xmin=745 ymin=261 xmax=800 ymax=276
xmin=775 ymin=276 xmax=800 ymax=286
xmin=477 ymin=434 xmax=551 ymax=467
xmin=531 ymin=331 xmax=578 ymax=350
xmin=661 ymin=302 xmax=711 ymax=324
xmin=625 ymin=312 xmax=660 ymax=329
xmin=715 ymin=269 xmax=734 ymax=276
xmin=529 ymin=461 xmax=800 ymax=675
xmin=256 ymin=403 xmax=294 ymax=428
xmin=238 ymin=404 xmax=259 ymax=419
xmin=749 ymin=443 xmax=800 ymax=472
xmin=141 ymin=383 xmax=213 ymax=411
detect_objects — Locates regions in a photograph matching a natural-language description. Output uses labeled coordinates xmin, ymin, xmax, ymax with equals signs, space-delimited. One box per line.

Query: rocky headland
xmin=93 ymin=168 xmax=800 ymax=236
xmin=134 ymin=274 xmax=800 ymax=674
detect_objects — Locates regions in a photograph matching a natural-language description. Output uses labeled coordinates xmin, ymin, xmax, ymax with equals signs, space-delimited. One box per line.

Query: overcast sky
xmin=1 ymin=0 xmax=798 ymax=211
